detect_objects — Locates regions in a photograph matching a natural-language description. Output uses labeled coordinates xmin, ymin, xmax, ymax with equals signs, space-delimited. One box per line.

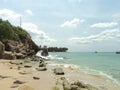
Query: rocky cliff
xmin=0 ymin=19 xmax=39 ymax=59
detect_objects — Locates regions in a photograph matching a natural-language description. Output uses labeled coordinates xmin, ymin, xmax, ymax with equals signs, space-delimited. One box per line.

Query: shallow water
xmin=40 ymin=52 xmax=120 ymax=85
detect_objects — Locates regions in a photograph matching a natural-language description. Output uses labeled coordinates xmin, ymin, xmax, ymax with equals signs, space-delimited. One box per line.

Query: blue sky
xmin=0 ymin=0 xmax=120 ymax=52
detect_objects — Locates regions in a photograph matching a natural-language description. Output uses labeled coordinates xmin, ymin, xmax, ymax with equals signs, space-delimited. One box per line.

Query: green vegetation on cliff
xmin=0 ymin=18 xmax=39 ymax=56
xmin=0 ymin=18 xmax=28 ymax=41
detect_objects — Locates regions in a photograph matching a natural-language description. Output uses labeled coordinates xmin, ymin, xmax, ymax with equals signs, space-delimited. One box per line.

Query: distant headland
xmin=40 ymin=46 xmax=68 ymax=56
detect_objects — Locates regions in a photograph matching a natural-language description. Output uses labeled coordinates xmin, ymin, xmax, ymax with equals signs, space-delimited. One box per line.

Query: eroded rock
xmin=54 ymin=68 xmax=64 ymax=75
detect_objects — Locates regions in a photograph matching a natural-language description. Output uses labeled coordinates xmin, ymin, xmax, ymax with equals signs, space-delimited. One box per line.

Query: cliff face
xmin=0 ymin=19 xmax=39 ymax=59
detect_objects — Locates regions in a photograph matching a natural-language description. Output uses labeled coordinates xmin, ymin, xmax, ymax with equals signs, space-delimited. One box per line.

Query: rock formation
xmin=41 ymin=46 xmax=48 ymax=56
xmin=0 ymin=19 xmax=40 ymax=59
xmin=0 ymin=41 xmax=5 ymax=58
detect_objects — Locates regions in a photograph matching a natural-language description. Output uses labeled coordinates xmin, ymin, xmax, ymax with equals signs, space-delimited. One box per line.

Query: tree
xmin=0 ymin=18 xmax=28 ymax=41
xmin=48 ymin=47 xmax=68 ymax=52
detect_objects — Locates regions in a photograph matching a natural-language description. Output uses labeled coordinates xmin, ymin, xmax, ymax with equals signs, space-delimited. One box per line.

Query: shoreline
xmin=48 ymin=62 xmax=120 ymax=88
xmin=0 ymin=59 xmax=120 ymax=90
xmin=48 ymin=61 xmax=120 ymax=86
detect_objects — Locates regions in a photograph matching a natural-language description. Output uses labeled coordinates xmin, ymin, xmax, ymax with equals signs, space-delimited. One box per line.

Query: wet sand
xmin=0 ymin=59 xmax=120 ymax=90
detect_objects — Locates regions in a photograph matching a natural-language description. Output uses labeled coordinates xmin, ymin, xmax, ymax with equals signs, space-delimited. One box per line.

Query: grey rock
xmin=62 ymin=81 xmax=99 ymax=90
xmin=74 ymin=81 xmax=86 ymax=88
xmin=24 ymin=65 xmax=32 ymax=68
xmin=63 ymin=80 xmax=71 ymax=90
xmin=70 ymin=85 xmax=79 ymax=90
xmin=39 ymin=63 xmax=46 ymax=67
xmin=54 ymin=68 xmax=64 ymax=75
xmin=41 ymin=46 xmax=48 ymax=56
xmin=36 ymin=67 xmax=47 ymax=71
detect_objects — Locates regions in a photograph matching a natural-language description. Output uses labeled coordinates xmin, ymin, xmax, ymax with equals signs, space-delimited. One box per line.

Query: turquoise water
xmin=48 ymin=52 xmax=120 ymax=85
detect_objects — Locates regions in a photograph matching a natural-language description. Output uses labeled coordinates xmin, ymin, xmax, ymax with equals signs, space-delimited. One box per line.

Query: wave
xmin=45 ymin=55 xmax=64 ymax=60
xmin=99 ymin=71 xmax=120 ymax=86
xmin=49 ymin=62 xmax=120 ymax=86
xmin=36 ymin=53 xmax=65 ymax=60
xmin=49 ymin=63 xmax=79 ymax=69
xmin=36 ymin=53 xmax=120 ymax=86
xmin=79 ymin=66 xmax=120 ymax=86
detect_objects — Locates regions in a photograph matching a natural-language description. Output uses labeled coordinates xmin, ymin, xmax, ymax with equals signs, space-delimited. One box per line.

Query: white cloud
xmin=0 ymin=9 xmax=22 ymax=21
xmin=22 ymin=23 xmax=56 ymax=45
xmin=61 ymin=18 xmax=84 ymax=28
xmin=0 ymin=9 xmax=22 ymax=26
xmin=70 ymin=29 xmax=120 ymax=44
xmin=91 ymin=22 xmax=118 ymax=28
xmin=25 ymin=9 xmax=33 ymax=15
xmin=0 ymin=9 xmax=56 ymax=45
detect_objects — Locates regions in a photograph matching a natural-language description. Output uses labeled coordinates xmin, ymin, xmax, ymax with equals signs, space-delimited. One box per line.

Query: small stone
xmin=13 ymin=80 xmax=25 ymax=84
xmin=36 ymin=67 xmax=47 ymax=71
xmin=24 ymin=65 xmax=32 ymax=68
xmin=33 ymin=76 xmax=40 ymax=80
xmin=0 ymin=75 xmax=9 ymax=79
xmin=10 ymin=67 xmax=13 ymax=69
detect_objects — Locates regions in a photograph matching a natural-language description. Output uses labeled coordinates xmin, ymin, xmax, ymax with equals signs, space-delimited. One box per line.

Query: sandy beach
xmin=0 ymin=59 xmax=120 ymax=90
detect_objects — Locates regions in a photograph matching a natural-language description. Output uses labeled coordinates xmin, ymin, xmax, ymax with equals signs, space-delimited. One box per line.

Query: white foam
xmin=49 ymin=63 xmax=79 ymax=70
xmin=36 ymin=52 xmax=120 ymax=86
xmin=80 ymin=67 xmax=120 ymax=86
xmin=36 ymin=52 xmax=64 ymax=60
xmin=99 ymin=71 xmax=120 ymax=86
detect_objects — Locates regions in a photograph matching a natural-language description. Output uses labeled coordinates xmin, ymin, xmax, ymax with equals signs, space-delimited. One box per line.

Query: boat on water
xmin=95 ymin=51 xmax=98 ymax=53
xmin=116 ymin=51 xmax=120 ymax=54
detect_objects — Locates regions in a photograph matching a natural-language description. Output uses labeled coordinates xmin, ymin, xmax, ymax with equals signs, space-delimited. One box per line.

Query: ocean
xmin=37 ymin=52 xmax=120 ymax=85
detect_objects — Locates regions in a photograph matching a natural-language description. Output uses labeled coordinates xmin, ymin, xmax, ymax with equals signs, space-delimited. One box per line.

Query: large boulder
xmin=41 ymin=46 xmax=48 ymax=56
xmin=63 ymin=80 xmax=71 ymax=90
xmin=54 ymin=68 xmax=65 ymax=75
xmin=64 ymin=81 xmax=99 ymax=90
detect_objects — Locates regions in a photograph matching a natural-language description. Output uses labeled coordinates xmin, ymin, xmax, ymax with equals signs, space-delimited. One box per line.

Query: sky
xmin=0 ymin=0 xmax=120 ymax=52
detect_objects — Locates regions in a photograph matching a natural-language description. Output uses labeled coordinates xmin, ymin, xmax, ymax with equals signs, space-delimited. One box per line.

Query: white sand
xmin=0 ymin=59 xmax=120 ymax=90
